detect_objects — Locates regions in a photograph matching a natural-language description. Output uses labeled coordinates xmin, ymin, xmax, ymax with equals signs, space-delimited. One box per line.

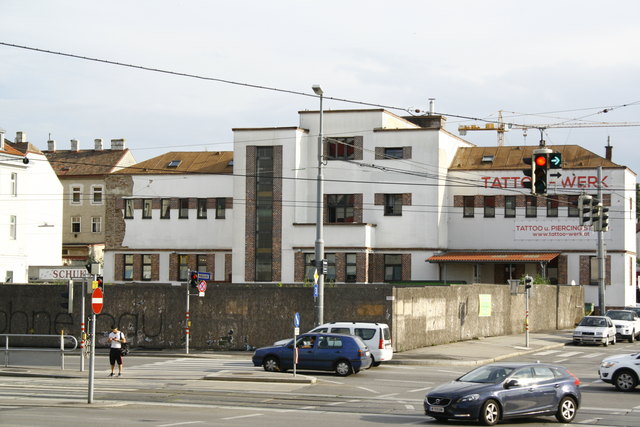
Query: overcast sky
xmin=1 ymin=1 xmax=639 ymax=178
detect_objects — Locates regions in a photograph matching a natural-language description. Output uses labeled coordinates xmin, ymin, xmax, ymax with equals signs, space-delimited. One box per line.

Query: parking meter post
xmin=186 ymin=284 xmax=190 ymax=355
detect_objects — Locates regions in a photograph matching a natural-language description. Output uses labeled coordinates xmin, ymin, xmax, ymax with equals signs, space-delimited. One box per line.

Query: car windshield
xmin=458 ymin=366 xmax=515 ymax=383
xmin=606 ymin=311 xmax=633 ymax=321
xmin=579 ymin=317 xmax=607 ymax=327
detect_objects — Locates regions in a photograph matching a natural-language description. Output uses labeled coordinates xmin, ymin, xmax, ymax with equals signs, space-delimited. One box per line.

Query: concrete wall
xmin=0 ymin=283 xmax=583 ymax=351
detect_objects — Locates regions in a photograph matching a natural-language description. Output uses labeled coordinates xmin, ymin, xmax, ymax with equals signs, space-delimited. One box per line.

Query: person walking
xmin=108 ymin=325 xmax=126 ymax=377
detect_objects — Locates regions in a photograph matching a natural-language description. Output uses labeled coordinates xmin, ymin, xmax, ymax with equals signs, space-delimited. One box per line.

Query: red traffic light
xmin=190 ymin=272 xmax=197 ymax=280
xmin=534 ymin=154 xmax=547 ymax=167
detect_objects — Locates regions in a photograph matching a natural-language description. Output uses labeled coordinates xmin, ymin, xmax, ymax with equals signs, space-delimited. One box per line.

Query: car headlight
xmin=601 ymin=361 xmax=618 ymax=368
xmin=459 ymin=394 xmax=480 ymax=403
xmin=593 ymin=331 xmax=603 ymax=336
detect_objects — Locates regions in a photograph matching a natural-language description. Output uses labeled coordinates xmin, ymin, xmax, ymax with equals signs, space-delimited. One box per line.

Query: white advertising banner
xmin=514 ymin=221 xmax=597 ymax=241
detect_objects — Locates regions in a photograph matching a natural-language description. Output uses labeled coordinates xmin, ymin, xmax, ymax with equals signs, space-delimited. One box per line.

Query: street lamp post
xmin=312 ymin=84 xmax=325 ymax=326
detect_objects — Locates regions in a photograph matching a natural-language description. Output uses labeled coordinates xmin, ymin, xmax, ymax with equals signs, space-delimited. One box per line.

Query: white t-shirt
xmin=109 ymin=331 xmax=125 ymax=349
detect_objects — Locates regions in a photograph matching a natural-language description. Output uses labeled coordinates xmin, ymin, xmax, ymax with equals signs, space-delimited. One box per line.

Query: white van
xmin=309 ymin=322 xmax=393 ymax=366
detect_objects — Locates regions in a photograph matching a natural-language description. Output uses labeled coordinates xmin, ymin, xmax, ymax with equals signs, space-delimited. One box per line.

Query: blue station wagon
xmin=252 ymin=333 xmax=371 ymax=376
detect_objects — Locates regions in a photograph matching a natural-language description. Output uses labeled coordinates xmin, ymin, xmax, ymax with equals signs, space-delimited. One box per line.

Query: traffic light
xmin=599 ymin=206 xmax=609 ymax=232
xmin=548 ymin=152 xmax=562 ymax=169
xmin=522 ymin=157 xmax=535 ymax=194
xmin=96 ymin=276 xmax=103 ymax=290
xmin=524 ymin=275 xmax=533 ymax=289
xmin=578 ymin=195 xmax=593 ymax=226
xmin=189 ymin=271 xmax=198 ymax=288
xmin=60 ymin=280 xmax=74 ymax=314
xmin=533 ymin=153 xmax=548 ymax=195
xmin=590 ymin=198 xmax=601 ymax=228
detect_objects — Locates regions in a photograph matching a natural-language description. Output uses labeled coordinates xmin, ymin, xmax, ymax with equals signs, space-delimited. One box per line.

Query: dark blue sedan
xmin=252 ymin=333 xmax=371 ymax=376
xmin=424 ymin=362 xmax=581 ymax=425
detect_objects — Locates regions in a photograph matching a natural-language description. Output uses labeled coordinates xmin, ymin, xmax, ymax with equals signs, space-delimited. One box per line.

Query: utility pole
xmin=596 ymin=166 xmax=606 ymax=314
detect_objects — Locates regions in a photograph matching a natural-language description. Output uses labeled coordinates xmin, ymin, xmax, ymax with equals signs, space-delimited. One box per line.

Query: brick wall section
xmin=225 ymin=253 xmax=232 ymax=282
xmin=454 ymin=193 xmax=612 ymax=211
xmin=105 ymin=175 xmax=134 ymax=249
xmin=357 ymin=252 xmax=368 ymax=283
xmin=402 ymin=254 xmax=411 ymax=280
xmin=244 ymin=146 xmax=257 ymax=281
xmin=579 ymin=255 xmax=611 ymax=286
xmin=272 ymin=145 xmax=283 ymax=281
xmin=114 ymin=254 xmax=123 ymax=280
xmin=557 ymin=255 xmax=568 ymax=284
xmin=151 ymin=254 xmax=160 ymax=281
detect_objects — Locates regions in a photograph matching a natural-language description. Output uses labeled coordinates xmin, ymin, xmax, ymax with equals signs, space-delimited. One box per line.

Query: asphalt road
xmin=1 ymin=342 xmax=640 ymax=426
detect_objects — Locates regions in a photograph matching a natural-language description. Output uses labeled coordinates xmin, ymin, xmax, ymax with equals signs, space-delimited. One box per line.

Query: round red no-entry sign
xmin=92 ymin=287 xmax=104 ymax=314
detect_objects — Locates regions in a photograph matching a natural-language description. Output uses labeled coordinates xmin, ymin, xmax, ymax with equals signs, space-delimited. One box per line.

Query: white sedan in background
xmin=572 ymin=315 xmax=616 ymax=346
xmin=599 ymin=352 xmax=640 ymax=391
xmin=604 ymin=309 xmax=640 ymax=343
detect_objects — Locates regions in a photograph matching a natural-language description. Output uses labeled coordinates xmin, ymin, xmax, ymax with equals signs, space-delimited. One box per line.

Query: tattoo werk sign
xmin=481 ymin=174 xmax=608 ymax=189
xmin=515 ymin=221 xmax=598 ymax=241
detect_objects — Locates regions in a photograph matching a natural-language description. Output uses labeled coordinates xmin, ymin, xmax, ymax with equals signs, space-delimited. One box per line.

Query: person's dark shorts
xmin=110 ymin=347 xmax=123 ymax=365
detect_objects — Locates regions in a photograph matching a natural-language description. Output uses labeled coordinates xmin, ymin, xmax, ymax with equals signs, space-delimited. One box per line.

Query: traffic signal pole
xmin=596 ymin=166 xmax=606 ymax=315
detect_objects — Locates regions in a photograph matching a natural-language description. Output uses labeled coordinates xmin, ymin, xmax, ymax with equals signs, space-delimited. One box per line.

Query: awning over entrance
xmin=427 ymin=252 xmax=561 ymax=263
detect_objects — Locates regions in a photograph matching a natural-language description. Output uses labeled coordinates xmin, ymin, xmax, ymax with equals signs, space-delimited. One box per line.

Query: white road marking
xmin=157 ymin=422 xmax=204 ymax=427
xmin=405 ymin=404 xmax=415 ymax=410
xmin=534 ymin=350 xmax=562 ymax=356
xmin=377 ymin=393 xmax=399 ymax=398
xmin=357 ymin=386 xmax=379 ymax=394
xmin=327 ymin=401 xmax=346 ymax=406
xmin=559 ymin=351 xmax=583 ymax=358
xmin=408 ymin=386 xmax=431 ymax=393
xmin=580 ymin=352 xmax=604 ymax=358
xmin=220 ymin=414 xmax=263 ymax=421
xmin=554 ymin=358 xmax=569 ymax=363
xmin=437 ymin=369 xmax=464 ymax=374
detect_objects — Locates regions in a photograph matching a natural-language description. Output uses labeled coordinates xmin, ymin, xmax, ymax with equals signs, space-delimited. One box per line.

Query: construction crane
xmin=458 ymin=111 xmax=640 ymax=146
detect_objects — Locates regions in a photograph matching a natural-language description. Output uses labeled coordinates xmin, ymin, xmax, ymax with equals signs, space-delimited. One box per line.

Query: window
xmin=167 ymin=160 xmax=181 ymax=167
xmin=589 ymin=256 xmax=598 ymax=286
xmin=92 ymin=185 xmax=103 ymax=204
xmin=71 ymin=186 xmax=81 ymax=204
xmin=142 ymin=199 xmax=152 ymax=219
xmin=142 ymin=255 xmax=152 ymax=281
xmin=384 ymin=254 xmax=402 ymax=281
xmin=327 ymin=137 xmax=355 ymax=160
xmin=179 ymin=199 xmax=189 ymax=219
xmin=9 ymin=215 xmax=16 ymax=240
xmin=505 ymin=196 xmax=516 ymax=218
xmin=568 ymin=195 xmax=579 ymax=217
xmin=384 ymin=194 xmax=403 ymax=216
xmin=197 ymin=254 xmax=208 ymax=273
xmin=463 ymin=196 xmax=475 ymax=218
xmin=10 ymin=172 xmax=17 ymax=196
xmin=71 ymin=216 xmax=81 ymax=233
xmin=345 ymin=253 xmax=357 ymax=283
xmin=547 ymin=197 xmax=559 ymax=217
xmin=161 ymin=199 xmax=171 ymax=219
xmin=91 ymin=216 xmax=102 ymax=233
xmin=216 ymin=198 xmax=226 ymax=219
xmin=328 ymin=194 xmax=354 ymax=223
xmin=255 ymin=147 xmax=274 ymax=281
xmin=383 ymin=147 xmax=404 ymax=159
xmin=484 ymin=196 xmax=495 ymax=218
xmin=317 ymin=336 xmax=343 ymax=349
xmin=525 ymin=196 xmax=537 ymax=217
xmin=124 ymin=199 xmax=134 ymax=219
xmin=197 ymin=199 xmax=207 ymax=219
xmin=123 ymin=254 xmax=134 ymax=280
xmin=178 ymin=255 xmax=190 ymax=281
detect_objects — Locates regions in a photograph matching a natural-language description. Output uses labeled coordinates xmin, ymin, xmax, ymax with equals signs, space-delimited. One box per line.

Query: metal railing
xmin=2 ymin=333 xmax=78 ymax=369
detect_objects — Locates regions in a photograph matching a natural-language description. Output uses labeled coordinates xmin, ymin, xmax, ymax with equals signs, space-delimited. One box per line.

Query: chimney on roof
xmin=110 ymin=138 xmax=126 ymax=150
xmin=0 ymin=129 xmax=5 ymax=150
xmin=70 ymin=139 xmax=80 ymax=151
xmin=605 ymin=136 xmax=612 ymax=161
xmin=47 ymin=139 xmax=56 ymax=152
xmin=95 ymin=138 xmax=104 ymax=151
xmin=428 ymin=98 xmax=436 ymax=115
xmin=15 ymin=131 xmax=27 ymax=143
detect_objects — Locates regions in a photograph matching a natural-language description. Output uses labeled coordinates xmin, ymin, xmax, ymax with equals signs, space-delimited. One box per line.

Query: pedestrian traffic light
xmin=522 ymin=157 xmax=535 ymax=194
xmin=189 ymin=271 xmax=198 ymax=288
xmin=578 ymin=195 xmax=593 ymax=226
xmin=60 ymin=280 xmax=74 ymax=314
xmin=533 ymin=153 xmax=548 ymax=195
xmin=524 ymin=275 xmax=533 ymax=289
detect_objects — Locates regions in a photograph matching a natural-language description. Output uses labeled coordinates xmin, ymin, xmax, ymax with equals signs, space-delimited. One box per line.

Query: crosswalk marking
xmin=130 ymin=358 xmax=252 ymax=373
xmin=534 ymin=350 xmax=562 ymax=356
xmin=580 ymin=352 xmax=604 ymax=358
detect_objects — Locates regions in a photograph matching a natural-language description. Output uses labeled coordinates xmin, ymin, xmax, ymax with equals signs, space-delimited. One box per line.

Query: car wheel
xmin=262 ymin=356 xmax=280 ymax=372
xmin=367 ymin=354 xmax=375 ymax=369
xmin=433 ymin=416 xmax=448 ymax=422
xmin=613 ymin=369 xmax=638 ymax=392
xmin=479 ymin=399 xmax=500 ymax=426
xmin=604 ymin=335 xmax=609 ymax=347
xmin=555 ymin=396 xmax=577 ymax=423
xmin=335 ymin=359 xmax=352 ymax=376
xmin=629 ymin=331 xmax=635 ymax=343
xmin=612 ymin=335 xmax=616 ymax=345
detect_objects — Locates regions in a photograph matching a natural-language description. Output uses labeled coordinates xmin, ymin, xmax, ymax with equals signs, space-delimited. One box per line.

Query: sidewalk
xmin=0 ymin=330 xmax=572 ymax=382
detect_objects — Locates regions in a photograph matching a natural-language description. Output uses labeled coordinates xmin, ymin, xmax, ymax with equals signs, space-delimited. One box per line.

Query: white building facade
xmin=0 ymin=130 xmax=63 ymax=283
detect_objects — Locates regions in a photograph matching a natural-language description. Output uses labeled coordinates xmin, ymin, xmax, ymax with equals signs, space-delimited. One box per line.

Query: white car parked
xmin=572 ymin=315 xmax=616 ymax=346
xmin=604 ymin=310 xmax=640 ymax=343
xmin=599 ymin=352 xmax=640 ymax=391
